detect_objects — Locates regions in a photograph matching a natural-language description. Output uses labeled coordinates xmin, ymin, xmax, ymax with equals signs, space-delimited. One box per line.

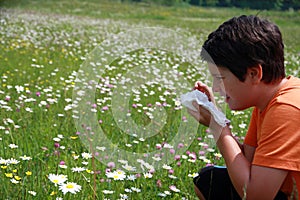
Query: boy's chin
xmin=229 ymin=104 xmax=248 ymax=111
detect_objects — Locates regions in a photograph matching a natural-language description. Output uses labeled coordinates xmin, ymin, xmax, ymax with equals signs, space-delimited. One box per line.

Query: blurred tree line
xmin=126 ymin=0 xmax=300 ymax=10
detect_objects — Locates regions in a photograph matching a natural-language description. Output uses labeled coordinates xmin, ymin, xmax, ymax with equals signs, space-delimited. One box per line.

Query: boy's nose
xmin=212 ymin=81 xmax=225 ymax=97
xmin=212 ymin=80 xmax=220 ymax=93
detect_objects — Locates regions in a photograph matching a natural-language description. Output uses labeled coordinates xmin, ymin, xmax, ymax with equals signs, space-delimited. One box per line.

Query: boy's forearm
xmin=216 ymin=126 xmax=251 ymax=198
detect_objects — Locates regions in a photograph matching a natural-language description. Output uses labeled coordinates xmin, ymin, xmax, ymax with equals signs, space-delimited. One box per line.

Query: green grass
xmin=2 ymin=0 xmax=300 ymax=51
xmin=0 ymin=0 xmax=299 ymax=199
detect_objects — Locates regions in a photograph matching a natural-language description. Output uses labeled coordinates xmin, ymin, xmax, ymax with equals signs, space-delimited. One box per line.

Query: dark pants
xmin=193 ymin=166 xmax=288 ymax=200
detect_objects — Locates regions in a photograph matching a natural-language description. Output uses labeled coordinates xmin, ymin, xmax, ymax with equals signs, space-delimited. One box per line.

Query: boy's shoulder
xmin=275 ymin=76 xmax=300 ymax=109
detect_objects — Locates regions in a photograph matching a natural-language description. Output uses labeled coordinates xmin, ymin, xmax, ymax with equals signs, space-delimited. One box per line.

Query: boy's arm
xmin=216 ymin=126 xmax=287 ymax=199
xmin=243 ymin=143 xmax=256 ymax=163
xmin=188 ymin=103 xmax=287 ymax=199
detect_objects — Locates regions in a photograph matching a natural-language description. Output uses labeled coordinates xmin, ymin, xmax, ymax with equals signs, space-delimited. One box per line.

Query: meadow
xmin=0 ymin=0 xmax=299 ymax=199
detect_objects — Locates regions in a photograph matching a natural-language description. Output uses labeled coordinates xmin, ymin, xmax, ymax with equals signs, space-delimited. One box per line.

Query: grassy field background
xmin=0 ymin=0 xmax=299 ymax=199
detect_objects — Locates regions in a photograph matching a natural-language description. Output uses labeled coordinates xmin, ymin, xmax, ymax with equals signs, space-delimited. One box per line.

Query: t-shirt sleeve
xmin=252 ymin=103 xmax=300 ymax=171
xmin=244 ymin=108 xmax=258 ymax=147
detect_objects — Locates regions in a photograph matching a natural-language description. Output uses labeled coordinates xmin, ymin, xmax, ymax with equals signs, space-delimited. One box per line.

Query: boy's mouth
xmin=219 ymin=92 xmax=229 ymax=102
xmin=225 ymin=95 xmax=230 ymax=103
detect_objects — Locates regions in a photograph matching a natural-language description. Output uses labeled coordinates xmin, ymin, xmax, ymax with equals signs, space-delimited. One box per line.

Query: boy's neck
xmin=256 ymin=78 xmax=288 ymax=112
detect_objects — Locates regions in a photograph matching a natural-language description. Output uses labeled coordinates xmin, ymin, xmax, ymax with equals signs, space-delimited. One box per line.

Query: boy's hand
xmin=189 ymin=81 xmax=223 ymax=132
xmin=187 ymin=101 xmax=212 ymax=127
xmin=190 ymin=81 xmax=216 ymax=126
xmin=193 ymin=81 xmax=215 ymax=104
xmin=188 ymin=101 xmax=223 ymax=142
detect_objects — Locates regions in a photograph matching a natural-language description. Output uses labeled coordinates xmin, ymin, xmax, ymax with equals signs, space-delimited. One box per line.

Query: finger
xmin=192 ymin=101 xmax=200 ymax=111
xmin=194 ymin=81 xmax=215 ymax=103
xmin=188 ymin=103 xmax=211 ymax=126
xmin=194 ymin=81 xmax=207 ymax=90
xmin=198 ymin=88 xmax=212 ymax=102
xmin=187 ymin=107 xmax=201 ymax=123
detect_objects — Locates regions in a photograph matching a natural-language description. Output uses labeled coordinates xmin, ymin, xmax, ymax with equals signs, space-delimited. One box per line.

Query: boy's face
xmin=208 ymin=63 xmax=257 ymax=111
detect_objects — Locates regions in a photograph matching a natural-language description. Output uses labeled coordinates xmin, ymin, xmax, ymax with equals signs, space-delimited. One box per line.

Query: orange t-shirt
xmin=244 ymin=76 xmax=300 ymax=199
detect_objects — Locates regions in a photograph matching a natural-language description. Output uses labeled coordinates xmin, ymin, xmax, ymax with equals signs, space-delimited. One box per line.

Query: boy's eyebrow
xmin=211 ymin=73 xmax=223 ymax=77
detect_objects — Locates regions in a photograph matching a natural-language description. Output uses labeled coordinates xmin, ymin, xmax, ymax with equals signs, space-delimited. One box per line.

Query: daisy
xmin=0 ymin=158 xmax=9 ymax=165
xmin=163 ymin=143 xmax=173 ymax=149
xmin=120 ymin=194 xmax=129 ymax=199
xmin=48 ymin=174 xmax=67 ymax=186
xmin=115 ymin=169 xmax=126 ymax=175
xmin=20 ymin=155 xmax=32 ymax=161
xmin=102 ymin=190 xmax=114 ymax=194
xmin=53 ymin=137 xmax=61 ymax=142
xmin=72 ymin=154 xmax=79 ymax=160
xmin=168 ymin=175 xmax=177 ymax=179
xmin=81 ymin=152 xmax=92 ymax=159
xmin=59 ymin=182 xmax=82 ymax=195
xmin=8 ymin=158 xmax=20 ymax=165
xmin=152 ymin=156 xmax=161 ymax=161
xmin=158 ymin=191 xmax=171 ymax=197
xmin=126 ymin=174 xmax=136 ymax=181
xmin=188 ymin=172 xmax=199 ymax=178
xmin=25 ymin=107 xmax=33 ymax=112
xmin=82 ymin=161 xmax=88 ymax=165
xmin=181 ymin=155 xmax=188 ymax=159
xmin=96 ymin=146 xmax=106 ymax=151
xmin=143 ymin=172 xmax=153 ymax=179
xmin=142 ymin=162 xmax=154 ymax=171
xmin=162 ymin=164 xmax=172 ymax=170
xmin=122 ymin=164 xmax=136 ymax=172
xmin=158 ymin=193 xmax=167 ymax=197
xmin=131 ymin=187 xmax=141 ymax=193
xmin=28 ymin=191 xmax=36 ymax=196
xmin=118 ymin=160 xmax=128 ymax=164
xmin=169 ymin=185 xmax=180 ymax=192
xmin=71 ymin=167 xmax=86 ymax=173
xmin=188 ymin=159 xmax=196 ymax=163
xmin=106 ymin=170 xmax=126 ymax=181
xmin=15 ymin=85 xmax=24 ymax=93
xmin=8 ymin=144 xmax=18 ymax=149
xmin=10 ymin=178 xmax=19 ymax=184
xmin=214 ymin=153 xmax=222 ymax=159
xmin=59 ymin=164 xmax=67 ymax=169
xmin=124 ymin=188 xmax=132 ymax=193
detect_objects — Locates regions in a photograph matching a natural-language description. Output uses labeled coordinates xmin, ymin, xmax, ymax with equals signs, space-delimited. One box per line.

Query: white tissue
xmin=180 ymin=90 xmax=229 ymax=127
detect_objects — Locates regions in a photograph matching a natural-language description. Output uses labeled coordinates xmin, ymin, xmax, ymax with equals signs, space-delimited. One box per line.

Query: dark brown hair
xmin=201 ymin=15 xmax=285 ymax=83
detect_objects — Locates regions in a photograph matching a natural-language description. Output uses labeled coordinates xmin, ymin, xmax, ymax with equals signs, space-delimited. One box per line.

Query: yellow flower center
xmin=113 ymin=175 xmax=119 ymax=179
xmin=66 ymin=184 xmax=74 ymax=189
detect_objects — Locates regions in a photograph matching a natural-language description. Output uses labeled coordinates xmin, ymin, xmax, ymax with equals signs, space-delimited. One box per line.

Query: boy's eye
xmin=215 ymin=76 xmax=225 ymax=80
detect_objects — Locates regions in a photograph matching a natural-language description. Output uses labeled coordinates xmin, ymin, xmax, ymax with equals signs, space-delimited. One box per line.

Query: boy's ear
xmin=247 ymin=64 xmax=263 ymax=84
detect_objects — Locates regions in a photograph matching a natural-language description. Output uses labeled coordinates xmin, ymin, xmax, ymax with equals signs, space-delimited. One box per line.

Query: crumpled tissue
xmin=180 ymin=90 xmax=230 ymax=127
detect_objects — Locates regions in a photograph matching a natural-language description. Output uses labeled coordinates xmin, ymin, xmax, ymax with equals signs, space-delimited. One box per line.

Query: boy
xmin=188 ymin=15 xmax=300 ymax=200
